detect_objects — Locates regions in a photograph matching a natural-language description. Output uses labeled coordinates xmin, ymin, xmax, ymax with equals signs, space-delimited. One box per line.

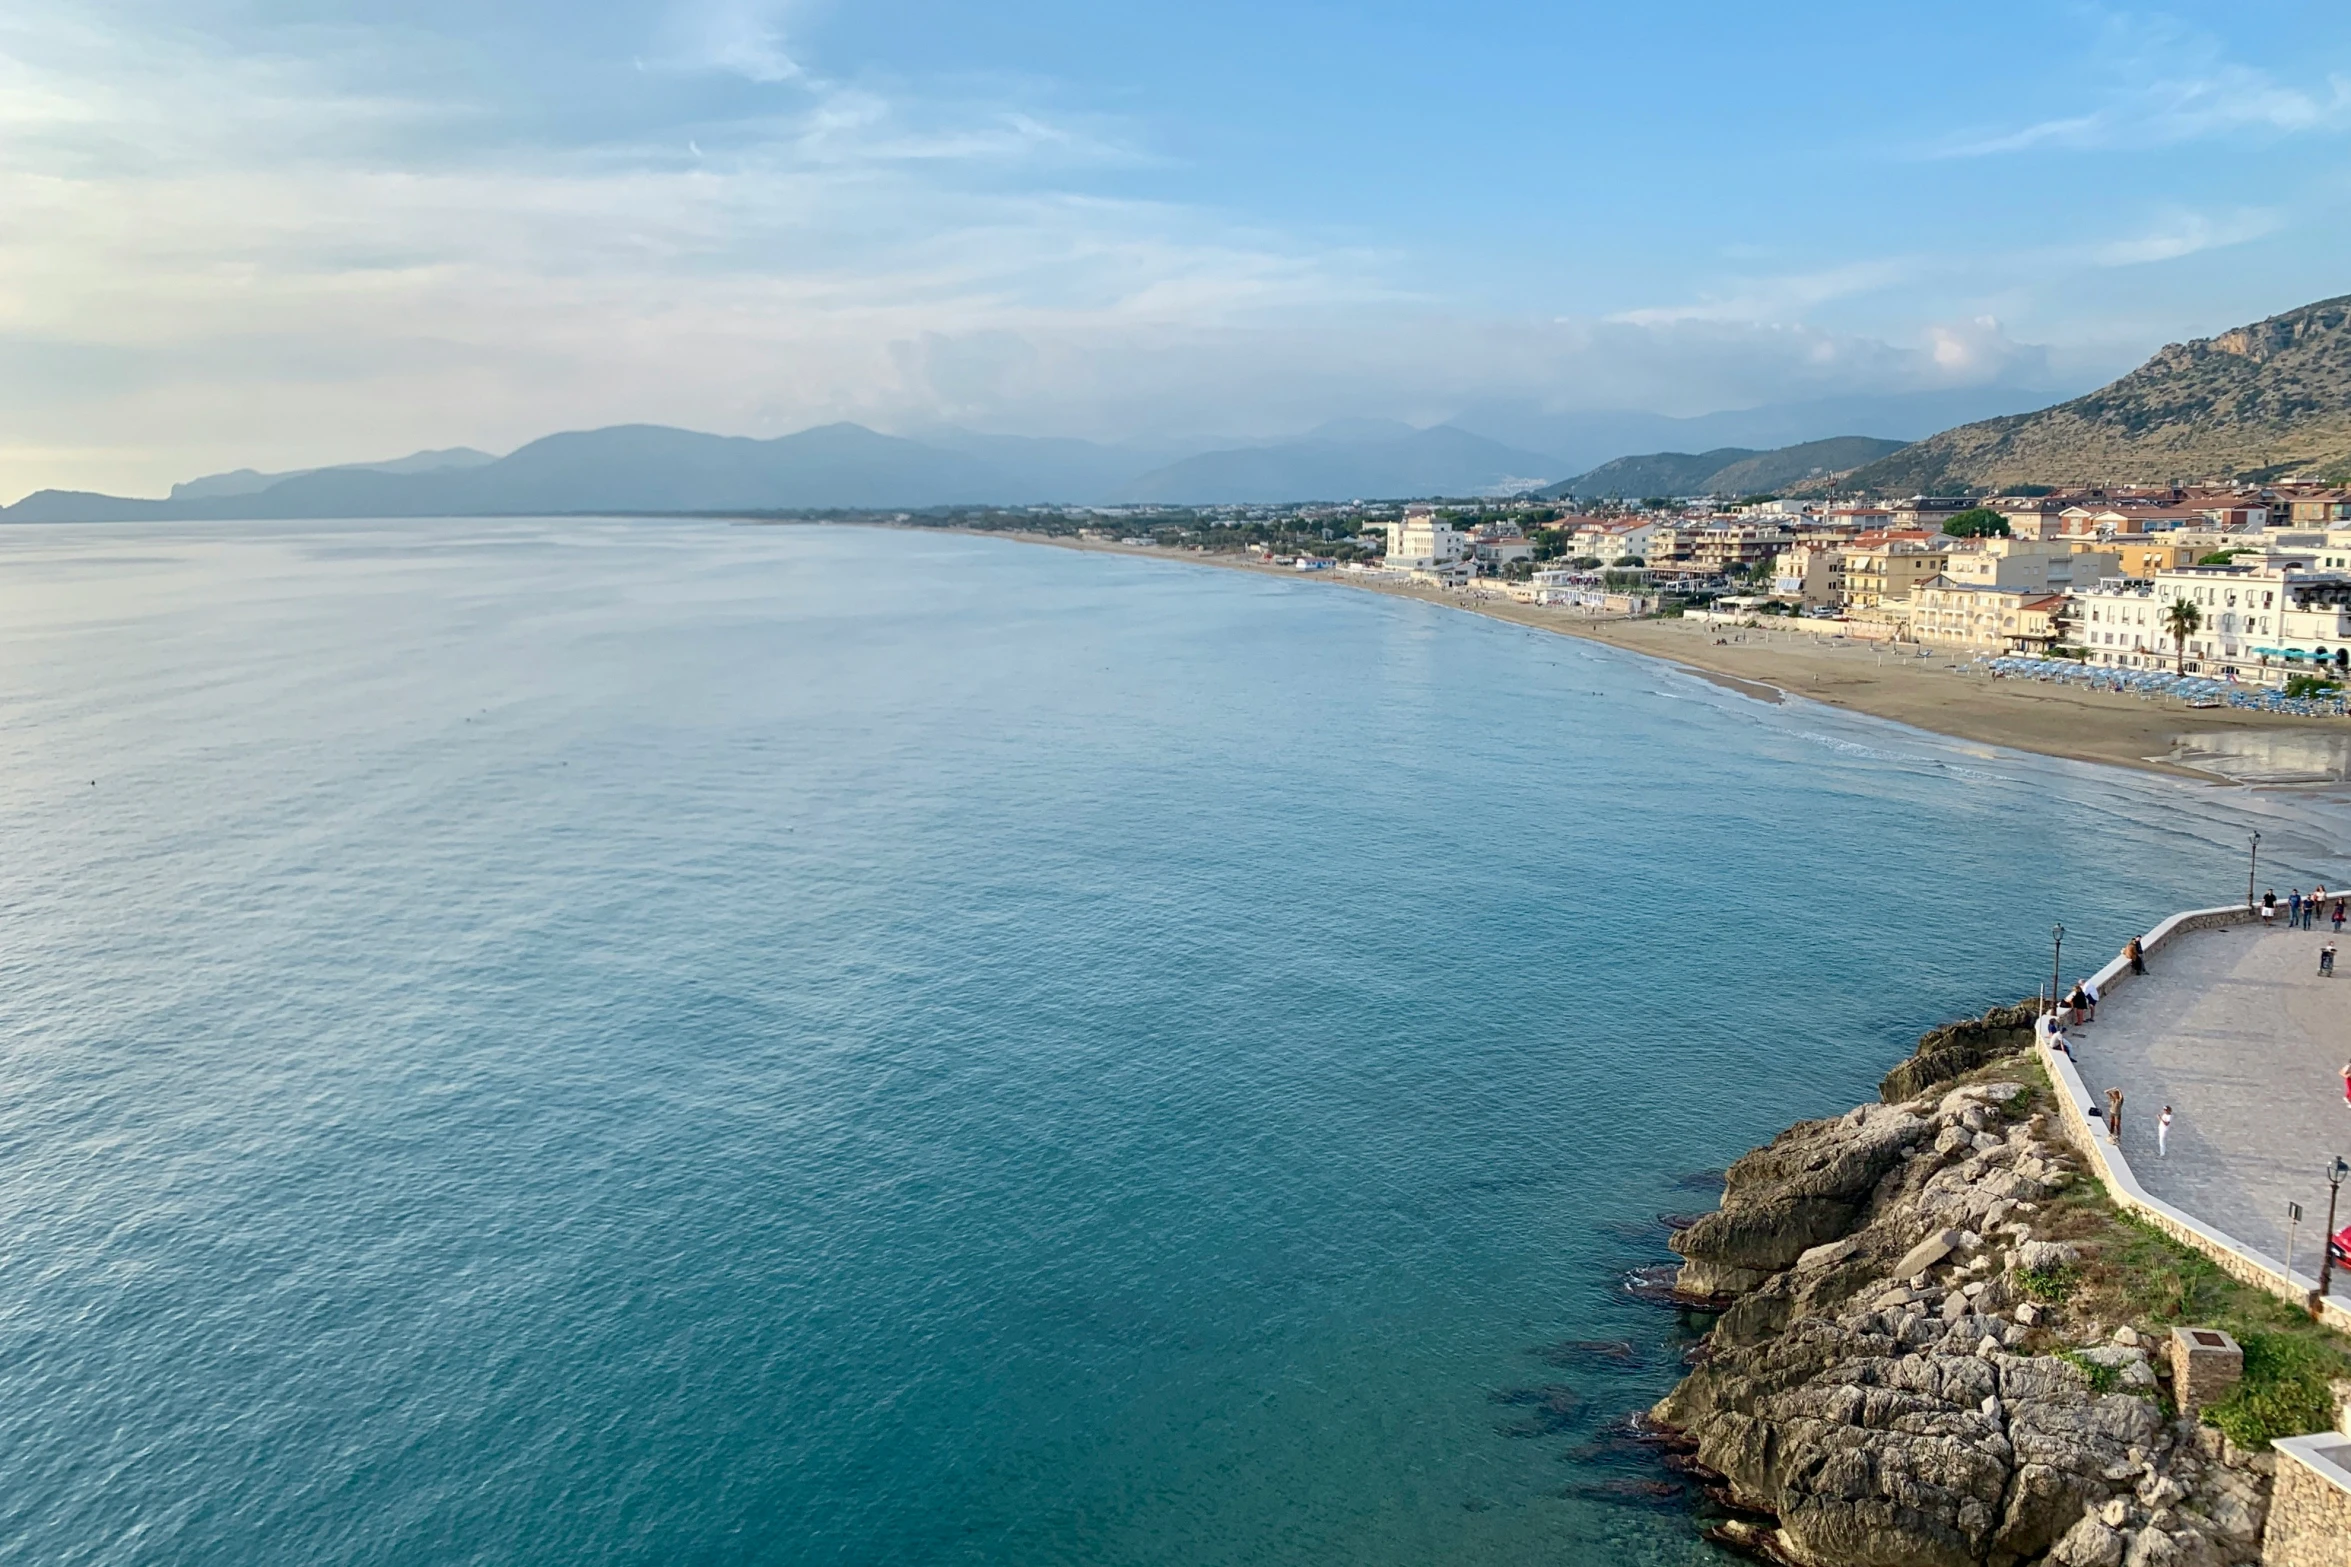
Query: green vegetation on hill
xmin=1849 ymin=293 xmax=2351 ymax=492
xmin=1546 ymin=435 xmax=1904 ymax=499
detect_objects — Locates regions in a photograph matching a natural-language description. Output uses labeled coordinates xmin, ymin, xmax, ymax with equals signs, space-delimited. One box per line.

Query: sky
xmin=7 ymin=0 xmax=2351 ymax=497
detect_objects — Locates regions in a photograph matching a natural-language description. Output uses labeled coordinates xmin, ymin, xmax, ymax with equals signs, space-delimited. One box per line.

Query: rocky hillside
xmin=1649 ymin=1030 xmax=2350 ymax=1567
xmin=1850 ymin=295 xmax=2351 ymax=493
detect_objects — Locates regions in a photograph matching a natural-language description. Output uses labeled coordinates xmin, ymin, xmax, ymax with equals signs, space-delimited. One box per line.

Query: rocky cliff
xmin=1847 ymin=293 xmax=2351 ymax=491
xmin=1653 ymin=1071 xmax=2275 ymax=1567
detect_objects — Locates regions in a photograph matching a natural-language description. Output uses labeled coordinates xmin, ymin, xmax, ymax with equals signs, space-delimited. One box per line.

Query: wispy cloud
xmin=2078 ymin=207 xmax=2283 ymax=266
xmin=1931 ymin=12 xmax=2351 ymax=156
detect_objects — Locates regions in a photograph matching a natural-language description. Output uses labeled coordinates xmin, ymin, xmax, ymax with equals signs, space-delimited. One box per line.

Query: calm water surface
xmin=0 ymin=519 xmax=2327 ymax=1566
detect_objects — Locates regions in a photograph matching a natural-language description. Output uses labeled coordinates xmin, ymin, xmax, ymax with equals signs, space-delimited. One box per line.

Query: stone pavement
xmin=2071 ymin=917 xmax=2351 ymax=1302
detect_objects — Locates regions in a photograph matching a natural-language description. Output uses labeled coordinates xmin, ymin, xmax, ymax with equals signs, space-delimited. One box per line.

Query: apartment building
xmin=1568 ymin=517 xmax=1657 ymax=563
xmin=1839 ymin=539 xmax=1949 ymax=610
xmin=1941 ymin=540 xmax=2120 ymax=591
xmin=1910 ymin=579 xmax=2067 ymax=654
xmin=1688 ymin=523 xmax=1793 ymax=572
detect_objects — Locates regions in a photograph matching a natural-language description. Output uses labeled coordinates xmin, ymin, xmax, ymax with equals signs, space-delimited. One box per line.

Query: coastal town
xmin=1060 ymin=483 xmax=2351 ymax=694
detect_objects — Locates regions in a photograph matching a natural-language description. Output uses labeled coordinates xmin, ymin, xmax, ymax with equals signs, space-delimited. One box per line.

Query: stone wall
xmin=2260 ymin=1438 xmax=2351 ymax=1567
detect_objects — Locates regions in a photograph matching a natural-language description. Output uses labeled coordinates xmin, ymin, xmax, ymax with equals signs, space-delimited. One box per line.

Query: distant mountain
xmin=171 ymin=446 xmax=496 ymax=501
xmin=1115 ymin=424 xmax=1564 ymax=503
xmin=903 ymin=427 xmax=1211 ymax=499
xmin=1848 ymin=295 xmax=2351 ymax=493
xmin=1448 ymin=386 xmax=2079 ymax=476
xmin=2 ymin=424 xmax=1032 ymax=522
xmin=1543 ymin=435 xmax=1905 ymax=499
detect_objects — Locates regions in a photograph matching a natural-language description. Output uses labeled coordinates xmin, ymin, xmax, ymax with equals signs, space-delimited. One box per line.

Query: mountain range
xmin=3 ymin=388 xmax=2074 ymax=522
xmin=1540 ymin=436 xmax=1905 ymax=500
xmin=0 ymin=419 xmax=1832 ymax=521
xmin=1848 ymin=295 xmax=2351 ymax=493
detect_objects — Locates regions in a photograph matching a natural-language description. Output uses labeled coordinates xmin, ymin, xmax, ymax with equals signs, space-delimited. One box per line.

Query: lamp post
xmin=2315 ymin=1157 xmax=2350 ymax=1314
xmin=2048 ymin=923 xmax=2065 ymax=1014
xmin=2247 ymin=830 xmax=2262 ymax=911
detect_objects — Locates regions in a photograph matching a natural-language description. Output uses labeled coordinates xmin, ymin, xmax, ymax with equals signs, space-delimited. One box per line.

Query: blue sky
xmin=7 ymin=0 xmax=2351 ymax=494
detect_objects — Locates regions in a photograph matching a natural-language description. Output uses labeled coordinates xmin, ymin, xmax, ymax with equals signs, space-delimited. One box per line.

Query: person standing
xmin=2125 ymin=937 xmax=2146 ymax=975
xmin=2064 ymin=982 xmax=2087 ymax=1026
xmin=2157 ymin=1105 xmax=2172 ymax=1156
xmin=2322 ymin=942 xmax=2337 ymax=979
xmin=2081 ymin=979 xmax=2099 ymax=1023
xmin=2342 ymin=1061 xmax=2350 ymax=1111
xmin=2262 ymin=890 xmax=2277 ymax=927
xmin=2334 ymin=899 xmax=2345 ymax=934
xmin=2105 ymin=1087 xmax=2125 ymax=1143
xmin=2290 ymin=889 xmax=2304 ymax=928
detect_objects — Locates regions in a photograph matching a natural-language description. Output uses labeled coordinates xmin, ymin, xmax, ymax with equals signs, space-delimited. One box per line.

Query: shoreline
xmin=974 ymin=529 xmax=2351 ymax=784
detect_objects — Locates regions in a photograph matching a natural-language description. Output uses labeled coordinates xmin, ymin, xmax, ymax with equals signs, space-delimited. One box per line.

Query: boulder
xmin=1896 ymin=1230 xmax=1963 ymax=1279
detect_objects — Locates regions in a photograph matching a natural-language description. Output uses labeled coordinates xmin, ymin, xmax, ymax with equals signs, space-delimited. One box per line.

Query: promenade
xmin=2072 ymin=916 xmax=2351 ymax=1303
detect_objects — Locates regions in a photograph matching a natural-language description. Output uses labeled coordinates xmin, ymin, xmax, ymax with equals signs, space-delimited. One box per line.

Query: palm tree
xmin=2164 ymin=596 xmax=2202 ymax=675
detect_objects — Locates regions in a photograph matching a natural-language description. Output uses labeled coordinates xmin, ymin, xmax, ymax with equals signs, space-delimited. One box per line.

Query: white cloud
xmin=668 ymin=0 xmax=809 ymax=83
xmin=1931 ymin=13 xmax=2351 ymax=157
xmin=2079 ymin=208 xmax=2284 ymax=266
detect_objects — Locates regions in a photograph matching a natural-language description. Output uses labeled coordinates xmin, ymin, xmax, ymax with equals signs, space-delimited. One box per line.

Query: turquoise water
xmin=0 ymin=519 xmax=2323 ymax=1566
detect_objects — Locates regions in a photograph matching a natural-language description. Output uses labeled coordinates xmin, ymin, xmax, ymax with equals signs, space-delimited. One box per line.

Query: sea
xmin=0 ymin=517 xmax=2331 ymax=1566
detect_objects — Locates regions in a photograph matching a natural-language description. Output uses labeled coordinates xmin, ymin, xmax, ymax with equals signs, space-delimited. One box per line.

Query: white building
xmin=1943 ymin=540 xmax=2119 ymax=593
xmin=2067 ymin=563 xmax=2351 ymax=682
xmin=1568 ymin=517 xmax=1657 ymax=564
xmin=1383 ymin=507 xmax=1468 ymax=573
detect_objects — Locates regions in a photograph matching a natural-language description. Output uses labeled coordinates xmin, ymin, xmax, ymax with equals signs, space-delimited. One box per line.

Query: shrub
xmin=2057 ymin=1350 xmax=2120 ymax=1394
xmin=2017 ymin=1263 xmax=2078 ymax=1302
xmin=2201 ymin=1333 xmax=2338 ymax=1448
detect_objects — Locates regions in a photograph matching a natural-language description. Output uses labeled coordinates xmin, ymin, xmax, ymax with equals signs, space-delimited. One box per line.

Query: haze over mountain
xmin=1850 ymin=296 xmax=2351 ymax=494
xmin=2 ymin=384 xmax=2072 ymax=523
xmin=1114 ymin=423 xmax=1564 ymax=503
xmin=171 ymin=448 xmax=496 ymax=501
xmin=1542 ymin=437 xmax=1906 ymax=500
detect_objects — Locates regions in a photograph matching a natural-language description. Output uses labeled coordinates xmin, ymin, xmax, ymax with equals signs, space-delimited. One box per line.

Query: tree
xmin=1942 ymin=507 xmax=2011 ymax=538
xmin=2163 ymin=596 xmax=2202 ymax=675
xmin=2197 ymin=550 xmax=2243 ymax=566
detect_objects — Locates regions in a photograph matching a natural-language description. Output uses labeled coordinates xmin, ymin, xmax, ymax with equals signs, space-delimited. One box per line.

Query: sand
xmin=993 ymin=532 xmax=2351 ymax=782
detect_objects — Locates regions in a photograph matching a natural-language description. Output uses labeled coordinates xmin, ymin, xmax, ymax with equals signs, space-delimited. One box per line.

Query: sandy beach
xmin=996 ymin=532 xmax=2351 ymax=783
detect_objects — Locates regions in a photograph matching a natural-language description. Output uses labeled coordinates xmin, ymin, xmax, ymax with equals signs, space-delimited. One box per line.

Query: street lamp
xmin=2048 ymin=923 xmax=2065 ymax=1014
xmin=2315 ymin=1156 xmax=2350 ymax=1314
xmin=2247 ymin=830 xmax=2262 ymax=911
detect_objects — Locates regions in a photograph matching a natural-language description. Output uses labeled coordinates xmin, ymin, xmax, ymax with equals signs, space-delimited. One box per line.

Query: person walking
xmin=2105 ymin=1087 xmax=2125 ymax=1144
xmin=2341 ymin=1061 xmax=2350 ymax=1111
xmin=2158 ymin=1105 xmax=2172 ymax=1156
xmin=2322 ymin=942 xmax=2338 ymax=979
xmin=2262 ymin=889 xmax=2277 ymax=926
xmin=2125 ymin=936 xmax=2146 ymax=976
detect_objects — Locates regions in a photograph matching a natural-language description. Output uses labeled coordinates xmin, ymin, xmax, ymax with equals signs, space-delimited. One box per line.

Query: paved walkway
xmin=2073 ymin=918 xmax=2351 ymax=1301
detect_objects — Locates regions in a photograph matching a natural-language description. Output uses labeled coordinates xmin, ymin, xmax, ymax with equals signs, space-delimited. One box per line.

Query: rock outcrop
xmin=1653 ymin=1075 xmax=2274 ymax=1567
xmin=1880 ymin=1004 xmax=2042 ymax=1106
